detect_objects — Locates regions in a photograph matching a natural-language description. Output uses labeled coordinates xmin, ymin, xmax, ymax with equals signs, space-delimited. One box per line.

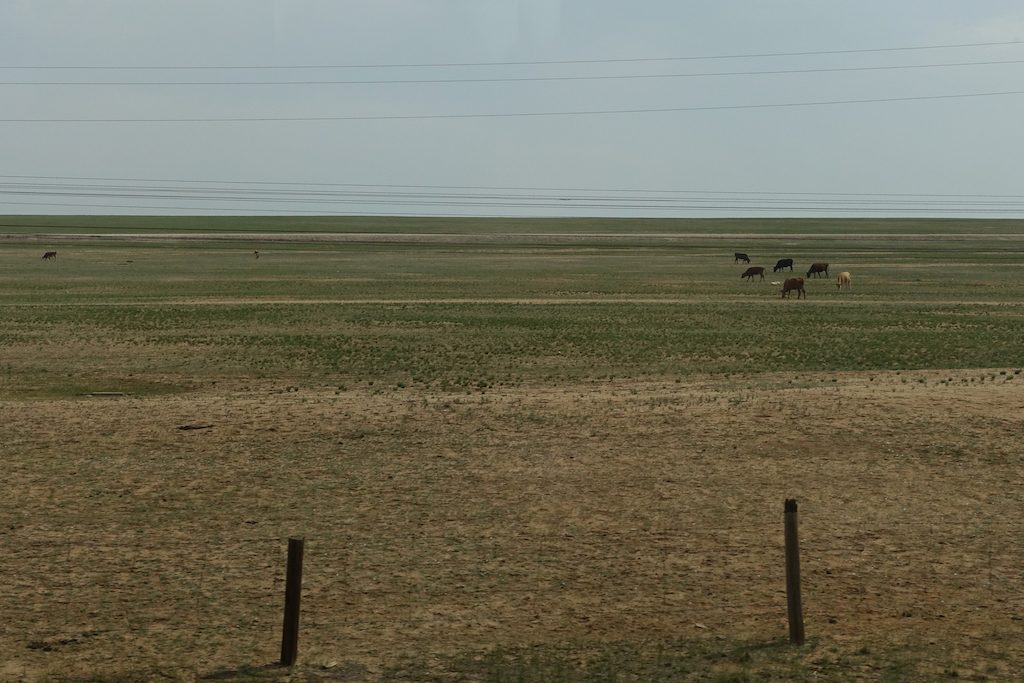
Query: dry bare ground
xmin=3 ymin=369 xmax=1023 ymax=681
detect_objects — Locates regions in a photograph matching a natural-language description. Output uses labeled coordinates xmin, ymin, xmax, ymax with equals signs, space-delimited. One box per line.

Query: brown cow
xmin=836 ymin=271 xmax=852 ymax=290
xmin=41 ymin=251 xmax=57 ymax=260
xmin=806 ymin=262 xmax=829 ymax=278
xmin=781 ymin=277 xmax=806 ymax=299
xmin=741 ymin=266 xmax=765 ymax=281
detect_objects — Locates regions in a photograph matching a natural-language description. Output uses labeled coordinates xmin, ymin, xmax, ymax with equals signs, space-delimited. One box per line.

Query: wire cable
xmin=4 ymin=174 xmax=1024 ymax=200
xmin=2 ymin=89 xmax=1023 ymax=122
xmin=5 ymin=184 xmax=1024 ymax=208
xmin=2 ymin=39 xmax=1020 ymax=69
xmin=3 ymin=58 xmax=1023 ymax=85
xmin=4 ymin=199 xmax=1024 ymax=215
xmin=4 ymin=179 xmax=1024 ymax=215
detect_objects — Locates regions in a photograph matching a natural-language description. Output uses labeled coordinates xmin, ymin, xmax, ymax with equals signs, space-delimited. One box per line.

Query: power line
xmin=0 ymin=199 xmax=512 ymax=217
xmin=5 ymin=175 xmax=1024 ymax=216
xmin=4 ymin=174 xmax=1024 ymax=200
xmin=11 ymin=192 xmax=1024 ymax=208
xmin=2 ymin=89 xmax=1022 ymax=122
xmin=4 ymin=198 xmax=1024 ymax=215
xmin=1 ymin=40 xmax=1020 ymax=70
xmin=3 ymin=58 xmax=1023 ymax=85
xmin=5 ymin=184 xmax=1024 ymax=208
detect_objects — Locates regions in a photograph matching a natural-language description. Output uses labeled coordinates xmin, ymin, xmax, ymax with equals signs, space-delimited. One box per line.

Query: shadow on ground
xmin=200 ymin=662 xmax=369 ymax=682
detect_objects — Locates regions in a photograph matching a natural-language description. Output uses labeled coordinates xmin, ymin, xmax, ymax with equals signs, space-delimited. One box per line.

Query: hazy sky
xmin=2 ymin=1 xmax=1024 ymax=217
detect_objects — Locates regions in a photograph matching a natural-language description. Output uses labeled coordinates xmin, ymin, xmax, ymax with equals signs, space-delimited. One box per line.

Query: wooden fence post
xmin=784 ymin=499 xmax=805 ymax=645
xmin=280 ymin=537 xmax=305 ymax=666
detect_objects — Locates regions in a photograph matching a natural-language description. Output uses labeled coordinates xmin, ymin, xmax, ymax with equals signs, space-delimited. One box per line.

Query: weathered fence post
xmin=280 ymin=536 xmax=305 ymax=666
xmin=784 ymin=499 xmax=805 ymax=645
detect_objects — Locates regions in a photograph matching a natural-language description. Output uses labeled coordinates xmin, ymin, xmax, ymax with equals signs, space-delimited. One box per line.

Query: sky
xmin=1 ymin=1 xmax=1024 ymax=218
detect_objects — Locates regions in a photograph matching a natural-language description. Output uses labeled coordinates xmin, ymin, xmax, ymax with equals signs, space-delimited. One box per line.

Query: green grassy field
xmin=3 ymin=217 xmax=1024 ymax=682
xmin=2 ymin=217 xmax=1024 ymax=397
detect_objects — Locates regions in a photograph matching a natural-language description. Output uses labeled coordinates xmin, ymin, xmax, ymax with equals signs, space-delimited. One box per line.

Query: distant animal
xmin=741 ymin=266 xmax=765 ymax=281
xmin=773 ymin=258 xmax=794 ymax=272
xmin=254 ymin=250 xmax=260 ymax=259
xmin=806 ymin=262 xmax=829 ymax=278
xmin=781 ymin=277 xmax=806 ymax=299
xmin=41 ymin=251 xmax=57 ymax=260
xmin=734 ymin=252 xmax=750 ymax=264
xmin=836 ymin=271 xmax=852 ymax=290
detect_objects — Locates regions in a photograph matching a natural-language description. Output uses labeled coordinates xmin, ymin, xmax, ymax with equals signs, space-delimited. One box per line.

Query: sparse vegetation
xmin=3 ymin=217 xmax=1024 ymax=396
xmin=3 ymin=217 xmax=1024 ymax=681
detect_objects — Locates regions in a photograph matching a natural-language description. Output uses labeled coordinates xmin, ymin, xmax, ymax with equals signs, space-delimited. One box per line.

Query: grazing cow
xmin=836 ymin=271 xmax=852 ymax=290
xmin=734 ymin=252 xmax=751 ymax=264
xmin=254 ymin=250 xmax=260 ymax=259
xmin=773 ymin=258 xmax=794 ymax=272
xmin=781 ymin=277 xmax=806 ymax=299
xmin=41 ymin=251 xmax=57 ymax=260
xmin=806 ymin=262 xmax=829 ymax=278
xmin=741 ymin=266 xmax=765 ymax=281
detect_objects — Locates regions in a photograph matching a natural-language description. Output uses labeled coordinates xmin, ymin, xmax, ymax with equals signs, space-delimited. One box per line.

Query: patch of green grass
xmin=2 ymin=300 xmax=1023 ymax=394
xmin=3 ymin=218 xmax=1024 ymax=395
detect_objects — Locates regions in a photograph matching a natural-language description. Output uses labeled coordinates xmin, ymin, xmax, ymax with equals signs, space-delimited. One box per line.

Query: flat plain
xmin=2 ymin=217 xmax=1023 ymax=681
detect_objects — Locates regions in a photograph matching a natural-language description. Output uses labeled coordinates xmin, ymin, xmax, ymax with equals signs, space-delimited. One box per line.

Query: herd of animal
xmin=36 ymin=249 xmax=850 ymax=301
xmin=734 ymin=252 xmax=851 ymax=299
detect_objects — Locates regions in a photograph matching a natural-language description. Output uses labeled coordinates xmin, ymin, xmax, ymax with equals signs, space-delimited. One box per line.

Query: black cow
xmin=734 ymin=252 xmax=750 ymax=264
xmin=42 ymin=251 xmax=57 ymax=260
xmin=773 ymin=258 xmax=793 ymax=272
xmin=741 ymin=266 xmax=766 ymax=281
xmin=806 ymin=262 xmax=829 ymax=278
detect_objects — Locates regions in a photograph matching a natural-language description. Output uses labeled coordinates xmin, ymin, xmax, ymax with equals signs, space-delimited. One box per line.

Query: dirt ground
xmin=3 ymin=369 xmax=1024 ymax=681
